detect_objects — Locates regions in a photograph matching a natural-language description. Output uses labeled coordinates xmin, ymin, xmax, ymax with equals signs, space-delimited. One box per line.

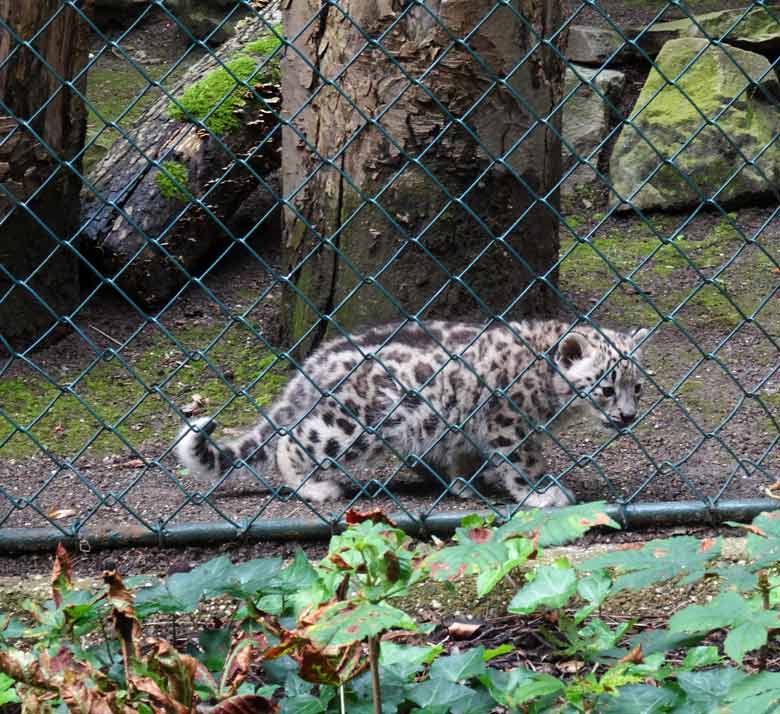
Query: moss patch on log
xmin=168 ymin=24 xmax=283 ymax=135
xmin=155 ymin=160 xmax=191 ymax=202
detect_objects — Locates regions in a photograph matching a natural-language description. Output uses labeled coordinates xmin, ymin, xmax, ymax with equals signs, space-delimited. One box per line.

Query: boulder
xmin=610 ymin=38 xmax=780 ymax=212
xmin=561 ymin=64 xmax=625 ymax=198
xmin=566 ymin=25 xmax=629 ymax=65
xmin=629 ymin=5 xmax=780 ymax=58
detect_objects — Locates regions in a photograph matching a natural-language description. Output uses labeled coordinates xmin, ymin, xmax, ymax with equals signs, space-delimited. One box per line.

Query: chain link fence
xmin=1 ymin=0 xmax=779 ymax=551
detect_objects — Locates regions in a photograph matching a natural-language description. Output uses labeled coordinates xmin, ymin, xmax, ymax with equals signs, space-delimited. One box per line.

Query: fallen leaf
xmin=345 ymin=509 xmax=396 ymax=526
xmin=182 ymin=393 xmax=208 ymax=417
xmin=619 ymin=644 xmax=644 ymax=664
xmin=122 ymin=458 xmax=145 ymax=469
xmin=447 ymin=621 xmax=480 ymax=639
xmin=556 ymin=659 xmax=584 ymax=674
xmin=48 ymin=508 xmax=77 ymax=520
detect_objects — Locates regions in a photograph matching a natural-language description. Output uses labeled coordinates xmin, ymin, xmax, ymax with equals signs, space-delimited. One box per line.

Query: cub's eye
xmin=601 ymin=386 xmax=615 ymax=397
xmin=634 ymin=383 xmax=643 ymax=394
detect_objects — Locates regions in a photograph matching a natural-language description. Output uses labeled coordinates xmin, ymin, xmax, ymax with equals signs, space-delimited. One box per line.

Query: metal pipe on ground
xmin=1 ymin=498 xmax=778 ymax=555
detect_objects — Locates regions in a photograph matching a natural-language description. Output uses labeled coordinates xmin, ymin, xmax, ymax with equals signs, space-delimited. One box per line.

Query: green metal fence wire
xmin=1 ymin=0 xmax=780 ymax=552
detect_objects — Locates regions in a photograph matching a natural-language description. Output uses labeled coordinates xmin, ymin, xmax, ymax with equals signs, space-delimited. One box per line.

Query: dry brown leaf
xmin=556 ymin=659 xmax=584 ymax=674
xmin=618 ymin=644 xmax=644 ymax=664
xmin=48 ymin=508 xmax=77 ymax=520
xmin=447 ymin=621 xmax=481 ymax=639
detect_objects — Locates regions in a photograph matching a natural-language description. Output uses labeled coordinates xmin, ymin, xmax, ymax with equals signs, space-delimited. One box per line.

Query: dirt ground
xmin=1 ymin=1 xmax=779 ymax=576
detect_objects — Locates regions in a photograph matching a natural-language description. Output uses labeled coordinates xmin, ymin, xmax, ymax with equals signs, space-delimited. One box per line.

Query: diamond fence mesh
xmin=1 ymin=0 xmax=779 ymax=551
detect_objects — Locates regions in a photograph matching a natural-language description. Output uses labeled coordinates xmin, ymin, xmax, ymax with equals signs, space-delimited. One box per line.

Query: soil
xmin=1 ymin=1 xmax=779 ymax=579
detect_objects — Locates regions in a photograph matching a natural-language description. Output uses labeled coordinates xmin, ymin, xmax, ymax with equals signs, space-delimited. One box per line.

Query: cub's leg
xmin=490 ymin=435 xmax=570 ymax=508
xmin=275 ymin=431 xmax=344 ymax=503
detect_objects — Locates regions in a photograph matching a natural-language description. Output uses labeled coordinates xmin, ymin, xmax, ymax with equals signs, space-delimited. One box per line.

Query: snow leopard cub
xmin=176 ymin=319 xmax=649 ymax=507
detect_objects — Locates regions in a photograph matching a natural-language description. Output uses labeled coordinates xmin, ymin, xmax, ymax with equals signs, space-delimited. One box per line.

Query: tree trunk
xmin=282 ymin=0 xmax=566 ymax=355
xmin=0 ymin=1 xmax=91 ymax=351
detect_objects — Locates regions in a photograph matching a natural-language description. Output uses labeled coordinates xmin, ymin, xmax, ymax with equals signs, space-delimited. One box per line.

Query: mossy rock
xmin=610 ymin=38 xmax=780 ymax=212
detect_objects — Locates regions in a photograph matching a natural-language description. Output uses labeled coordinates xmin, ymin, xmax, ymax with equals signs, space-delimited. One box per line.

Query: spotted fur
xmin=175 ymin=319 xmax=649 ymax=506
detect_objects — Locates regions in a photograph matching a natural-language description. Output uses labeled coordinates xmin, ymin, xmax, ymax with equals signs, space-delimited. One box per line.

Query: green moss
xmin=85 ymin=61 xmax=195 ymax=172
xmin=612 ymin=38 xmax=780 ymax=210
xmin=0 ymin=326 xmax=288 ymax=459
xmin=168 ymin=26 xmax=282 ymax=135
xmin=155 ymin=161 xmax=190 ymax=202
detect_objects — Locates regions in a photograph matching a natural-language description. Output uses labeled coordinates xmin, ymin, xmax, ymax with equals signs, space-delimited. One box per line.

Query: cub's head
xmin=554 ymin=326 xmax=650 ymax=429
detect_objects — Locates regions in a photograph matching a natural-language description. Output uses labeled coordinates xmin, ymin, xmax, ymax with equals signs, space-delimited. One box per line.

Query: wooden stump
xmin=0 ymin=1 xmax=90 ymax=351
xmin=282 ymin=0 xmax=566 ymax=354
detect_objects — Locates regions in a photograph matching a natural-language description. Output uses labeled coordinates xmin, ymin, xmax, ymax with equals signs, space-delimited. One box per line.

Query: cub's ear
xmin=557 ymin=332 xmax=590 ymax=369
xmin=630 ymin=327 xmax=650 ymax=351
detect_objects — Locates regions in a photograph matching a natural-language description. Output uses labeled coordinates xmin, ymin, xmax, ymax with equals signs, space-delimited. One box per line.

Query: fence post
xmin=0 ymin=0 xmax=90 ymax=351
xmin=282 ymin=0 xmax=566 ymax=354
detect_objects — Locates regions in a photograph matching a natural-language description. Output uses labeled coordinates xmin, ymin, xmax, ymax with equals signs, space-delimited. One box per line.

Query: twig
xmin=369 ymin=635 xmax=382 ymax=714
xmin=89 ymin=324 xmax=123 ymax=347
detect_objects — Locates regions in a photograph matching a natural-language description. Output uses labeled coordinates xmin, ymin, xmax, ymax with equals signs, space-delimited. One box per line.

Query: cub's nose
xmin=618 ymin=412 xmax=636 ymax=427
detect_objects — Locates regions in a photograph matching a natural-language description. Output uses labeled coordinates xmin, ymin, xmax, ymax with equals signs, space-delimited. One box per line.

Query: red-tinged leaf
xmin=579 ymin=512 xmax=613 ymax=528
xmin=146 ymin=639 xmax=198 ymax=710
xmin=345 ymin=508 xmax=396 ymax=526
xmin=699 ymin=537 xmax=717 ymax=552
xmin=131 ymin=675 xmax=190 ymax=714
xmin=51 ymin=543 xmax=73 ymax=608
xmin=739 ymin=524 xmax=769 ymax=537
xmin=467 ymin=527 xmax=493 ymax=544
xmin=615 ymin=542 xmax=644 ymax=551
xmin=329 ymin=553 xmax=351 ymax=570
xmin=384 ymin=551 xmax=401 ymax=582
xmin=207 ymin=694 xmax=279 ymax=714
xmin=222 ymin=634 xmax=268 ymax=698
xmin=298 ymin=643 xmax=343 ymax=685
xmin=104 ymin=571 xmax=141 ymax=664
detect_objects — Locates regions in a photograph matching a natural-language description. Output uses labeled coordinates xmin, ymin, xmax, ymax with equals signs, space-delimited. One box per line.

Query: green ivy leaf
xmin=728 ymin=512 xmax=780 ymax=569
xmin=0 ymin=673 xmax=19 ymax=706
xmin=218 ymin=558 xmax=284 ymax=599
xmin=596 ymin=683 xmax=678 ymax=713
xmin=496 ymin=502 xmax=620 ymax=547
xmin=134 ymin=556 xmax=234 ymax=617
xmin=676 ymin=667 xmax=745 ymax=706
xmin=192 ymin=628 xmax=231 ymax=672
xmin=429 ymin=647 xmax=487 ymax=682
xmin=724 ymin=671 xmax=780 ymax=712
xmin=680 ymin=645 xmax=721 ymax=670
xmin=379 ymin=642 xmax=443 ymax=681
xmin=307 ymin=600 xmax=416 ymax=648
xmin=480 ymin=668 xmax=563 ymax=709
xmin=508 ymin=561 xmax=577 ymax=615
xmin=574 ymin=570 xmax=612 ymax=623
xmin=406 ymin=678 xmax=490 ymax=714
xmin=580 ymin=537 xmax=721 ymax=592
xmin=669 ymin=591 xmax=780 ymax=664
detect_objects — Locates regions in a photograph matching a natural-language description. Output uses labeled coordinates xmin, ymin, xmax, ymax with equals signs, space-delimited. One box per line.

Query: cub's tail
xmin=174 ymin=417 xmax=271 ymax=481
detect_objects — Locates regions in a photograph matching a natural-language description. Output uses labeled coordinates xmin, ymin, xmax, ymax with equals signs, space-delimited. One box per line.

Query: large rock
xmin=561 ymin=64 xmax=625 ymax=198
xmin=610 ymin=38 xmax=780 ymax=212
xmin=630 ymin=5 xmax=780 ymax=58
xmin=566 ymin=26 xmax=629 ymax=65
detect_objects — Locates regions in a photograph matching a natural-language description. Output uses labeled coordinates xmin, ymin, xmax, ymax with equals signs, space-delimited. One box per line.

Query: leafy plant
xmin=4 ymin=505 xmax=780 ymax=713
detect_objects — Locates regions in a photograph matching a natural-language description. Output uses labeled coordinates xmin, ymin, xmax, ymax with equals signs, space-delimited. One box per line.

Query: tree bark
xmin=282 ymin=0 xmax=566 ymax=355
xmin=0 ymin=1 xmax=91 ymax=351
